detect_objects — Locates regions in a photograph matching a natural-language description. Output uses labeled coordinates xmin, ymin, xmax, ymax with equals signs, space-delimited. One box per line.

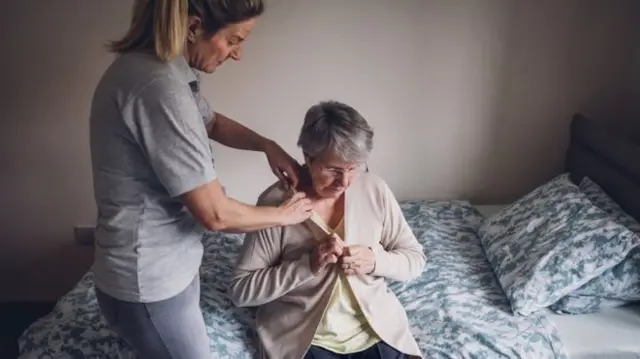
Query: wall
xmin=630 ymin=20 xmax=640 ymax=122
xmin=0 ymin=0 xmax=638 ymax=301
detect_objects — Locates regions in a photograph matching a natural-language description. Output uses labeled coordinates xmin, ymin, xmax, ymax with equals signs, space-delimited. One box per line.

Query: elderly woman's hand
xmin=263 ymin=140 xmax=301 ymax=190
xmin=340 ymin=246 xmax=375 ymax=275
xmin=310 ymin=233 xmax=345 ymax=274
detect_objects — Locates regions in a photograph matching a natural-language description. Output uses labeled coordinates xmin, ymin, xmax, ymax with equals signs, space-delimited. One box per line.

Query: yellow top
xmin=307 ymin=212 xmax=380 ymax=354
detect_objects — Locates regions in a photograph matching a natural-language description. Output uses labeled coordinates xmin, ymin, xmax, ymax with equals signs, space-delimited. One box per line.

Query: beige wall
xmin=0 ymin=0 xmax=638 ymax=301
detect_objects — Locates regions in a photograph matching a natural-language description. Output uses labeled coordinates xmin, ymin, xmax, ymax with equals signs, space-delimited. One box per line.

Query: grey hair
xmin=297 ymin=101 xmax=374 ymax=163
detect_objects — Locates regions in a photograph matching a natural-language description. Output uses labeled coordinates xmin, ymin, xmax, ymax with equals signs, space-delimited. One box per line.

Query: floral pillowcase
xmin=549 ymin=177 xmax=640 ymax=314
xmin=478 ymin=174 xmax=640 ymax=316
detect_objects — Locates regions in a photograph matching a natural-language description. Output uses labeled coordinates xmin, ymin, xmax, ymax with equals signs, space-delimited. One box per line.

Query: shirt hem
xmin=93 ymin=267 xmax=200 ymax=303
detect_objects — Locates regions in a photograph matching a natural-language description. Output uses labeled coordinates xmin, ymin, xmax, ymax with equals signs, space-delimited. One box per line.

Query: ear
xmin=187 ymin=16 xmax=202 ymax=43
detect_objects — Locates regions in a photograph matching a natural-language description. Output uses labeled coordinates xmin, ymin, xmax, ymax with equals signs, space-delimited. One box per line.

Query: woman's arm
xmin=371 ymin=180 xmax=427 ymax=282
xmin=228 ymin=221 xmax=316 ymax=307
xmin=182 ymin=181 xmax=309 ymax=232
xmin=207 ymin=112 xmax=301 ymax=188
xmin=207 ymin=112 xmax=270 ymax=151
xmin=126 ymin=76 xmax=311 ymax=233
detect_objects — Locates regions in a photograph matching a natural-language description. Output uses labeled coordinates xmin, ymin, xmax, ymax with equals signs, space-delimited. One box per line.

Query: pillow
xmin=478 ymin=173 xmax=640 ymax=316
xmin=549 ymin=177 xmax=640 ymax=314
xmin=578 ymin=177 xmax=640 ymax=233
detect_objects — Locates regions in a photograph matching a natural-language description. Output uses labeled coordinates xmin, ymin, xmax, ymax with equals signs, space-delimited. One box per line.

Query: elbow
xmin=227 ymin=281 xmax=251 ymax=307
xmin=197 ymin=192 xmax=239 ymax=232
xmin=229 ymin=295 xmax=250 ymax=308
xmin=203 ymin=206 xmax=233 ymax=232
xmin=205 ymin=217 xmax=228 ymax=232
xmin=227 ymin=277 xmax=261 ymax=308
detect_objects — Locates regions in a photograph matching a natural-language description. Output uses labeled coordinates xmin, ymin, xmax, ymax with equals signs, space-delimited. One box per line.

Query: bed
xmin=476 ymin=205 xmax=640 ymax=359
xmin=17 ymin=113 xmax=640 ymax=359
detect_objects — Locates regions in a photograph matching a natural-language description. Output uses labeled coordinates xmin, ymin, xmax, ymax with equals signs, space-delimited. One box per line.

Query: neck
xmin=295 ymin=165 xmax=316 ymax=197
xmin=182 ymin=45 xmax=194 ymax=68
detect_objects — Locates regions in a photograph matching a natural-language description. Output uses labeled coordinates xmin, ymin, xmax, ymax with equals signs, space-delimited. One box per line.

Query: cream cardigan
xmin=228 ymin=173 xmax=426 ymax=359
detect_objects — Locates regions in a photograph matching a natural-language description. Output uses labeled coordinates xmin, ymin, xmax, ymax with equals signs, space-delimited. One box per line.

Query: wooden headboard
xmin=565 ymin=113 xmax=640 ymax=221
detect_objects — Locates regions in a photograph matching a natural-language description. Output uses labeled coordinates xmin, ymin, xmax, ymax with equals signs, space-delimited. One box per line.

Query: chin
xmin=199 ymin=61 xmax=218 ymax=73
xmin=319 ymin=187 xmax=345 ymax=198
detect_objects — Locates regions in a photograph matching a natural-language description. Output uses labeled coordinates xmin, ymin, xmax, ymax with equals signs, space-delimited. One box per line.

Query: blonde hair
xmin=108 ymin=0 xmax=188 ymax=61
xmin=108 ymin=0 xmax=264 ymax=62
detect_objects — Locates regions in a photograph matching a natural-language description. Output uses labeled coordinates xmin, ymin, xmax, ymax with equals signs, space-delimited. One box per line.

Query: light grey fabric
xmin=90 ymin=51 xmax=216 ymax=303
xmin=96 ymin=274 xmax=212 ymax=359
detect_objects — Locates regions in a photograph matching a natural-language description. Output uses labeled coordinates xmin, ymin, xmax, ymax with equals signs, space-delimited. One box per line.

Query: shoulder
xmin=353 ymin=172 xmax=393 ymax=198
xmin=256 ymin=181 xmax=289 ymax=207
xmin=99 ymin=53 xmax=191 ymax=105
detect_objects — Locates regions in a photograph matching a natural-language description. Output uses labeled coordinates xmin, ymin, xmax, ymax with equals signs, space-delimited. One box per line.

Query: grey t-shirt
xmin=90 ymin=52 xmax=216 ymax=302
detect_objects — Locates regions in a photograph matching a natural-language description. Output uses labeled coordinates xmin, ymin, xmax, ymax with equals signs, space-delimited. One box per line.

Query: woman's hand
xmin=340 ymin=245 xmax=376 ymax=275
xmin=263 ymin=140 xmax=301 ymax=190
xmin=276 ymin=192 xmax=313 ymax=226
xmin=310 ymin=233 xmax=345 ymax=274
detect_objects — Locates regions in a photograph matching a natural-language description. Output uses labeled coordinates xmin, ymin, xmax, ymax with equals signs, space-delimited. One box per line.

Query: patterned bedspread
xmin=18 ymin=201 xmax=567 ymax=359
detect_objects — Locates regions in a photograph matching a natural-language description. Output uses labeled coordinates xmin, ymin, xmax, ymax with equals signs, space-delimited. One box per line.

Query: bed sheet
xmin=18 ymin=201 xmax=566 ymax=359
xmin=547 ymin=306 xmax=640 ymax=359
xmin=475 ymin=204 xmax=640 ymax=359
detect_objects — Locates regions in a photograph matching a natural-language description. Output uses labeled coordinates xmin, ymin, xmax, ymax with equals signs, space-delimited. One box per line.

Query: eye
xmin=228 ymin=35 xmax=244 ymax=46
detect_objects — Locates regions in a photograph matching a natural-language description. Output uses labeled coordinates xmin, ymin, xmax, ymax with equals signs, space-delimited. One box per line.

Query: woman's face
xmin=185 ymin=17 xmax=257 ymax=73
xmin=306 ymin=152 xmax=366 ymax=199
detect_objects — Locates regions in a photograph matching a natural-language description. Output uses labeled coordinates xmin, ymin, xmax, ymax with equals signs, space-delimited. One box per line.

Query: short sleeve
xmin=192 ymin=84 xmax=215 ymax=126
xmin=123 ymin=76 xmax=217 ymax=197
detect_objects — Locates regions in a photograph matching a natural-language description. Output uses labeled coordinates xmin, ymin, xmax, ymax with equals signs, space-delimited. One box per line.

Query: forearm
xmin=208 ymin=112 xmax=271 ymax=152
xmin=372 ymin=245 xmax=426 ymax=282
xmin=228 ymin=254 xmax=315 ymax=307
xmin=183 ymin=182 xmax=284 ymax=233
xmin=213 ymin=196 xmax=284 ymax=233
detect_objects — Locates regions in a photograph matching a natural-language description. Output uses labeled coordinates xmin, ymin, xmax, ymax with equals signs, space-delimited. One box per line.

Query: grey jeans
xmin=96 ymin=275 xmax=211 ymax=359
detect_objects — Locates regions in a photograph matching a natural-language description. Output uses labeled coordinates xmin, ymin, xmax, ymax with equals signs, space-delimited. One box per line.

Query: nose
xmin=338 ymin=174 xmax=349 ymax=187
xmin=230 ymin=46 xmax=242 ymax=61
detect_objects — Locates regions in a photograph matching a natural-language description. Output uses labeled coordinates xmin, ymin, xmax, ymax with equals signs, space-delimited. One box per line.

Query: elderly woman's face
xmin=307 ymin=152 xmax=365 ymax=199
xmin=186 ymin=17 xmax=257 ymax=73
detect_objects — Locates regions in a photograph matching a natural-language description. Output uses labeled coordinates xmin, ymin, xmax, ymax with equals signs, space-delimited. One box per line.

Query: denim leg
xmin=96 ymin=275 xmax=211 ymax=359
xmin=355 ymin=342 xmax=408 ymax=359
xmin=304 ymin=346 xmax=345 ymax=359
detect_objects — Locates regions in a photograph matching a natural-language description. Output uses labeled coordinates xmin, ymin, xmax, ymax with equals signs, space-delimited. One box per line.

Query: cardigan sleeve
xmin=227 ymin=183 xmax=315 ymax=307
xmin=227 ymin=226 xmax=315 ymax=307
xmin=371 ymin=179 xmax=426 ymax=282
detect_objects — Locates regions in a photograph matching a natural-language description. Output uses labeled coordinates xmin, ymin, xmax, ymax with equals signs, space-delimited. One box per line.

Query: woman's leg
xmin=356 ymin=342 xmax=408 ymax=359
xmin=304 ymin=346 xmax=344 ymax=359
xmin=96 ymin=275 xmax=211 ymax=359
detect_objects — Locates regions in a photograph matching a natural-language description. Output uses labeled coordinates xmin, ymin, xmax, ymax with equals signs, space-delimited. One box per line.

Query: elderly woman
xmin=228 ymin=101 xmax=426 ymax=359
xmin=90 ymin=0 xmax=313 ymax=358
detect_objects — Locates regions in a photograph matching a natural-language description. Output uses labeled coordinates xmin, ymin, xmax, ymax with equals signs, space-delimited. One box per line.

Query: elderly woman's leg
xmin=304 ymin=342 xmax=408 ymax=359
xmin=304 ymin=346 xmax=342 ymax=358
xmin=357 ymin=342 xmax=408 ymax=359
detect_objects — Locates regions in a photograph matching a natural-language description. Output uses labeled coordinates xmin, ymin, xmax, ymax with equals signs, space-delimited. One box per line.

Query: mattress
xmin=475 ymin=204 xmax=640 ymax=359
